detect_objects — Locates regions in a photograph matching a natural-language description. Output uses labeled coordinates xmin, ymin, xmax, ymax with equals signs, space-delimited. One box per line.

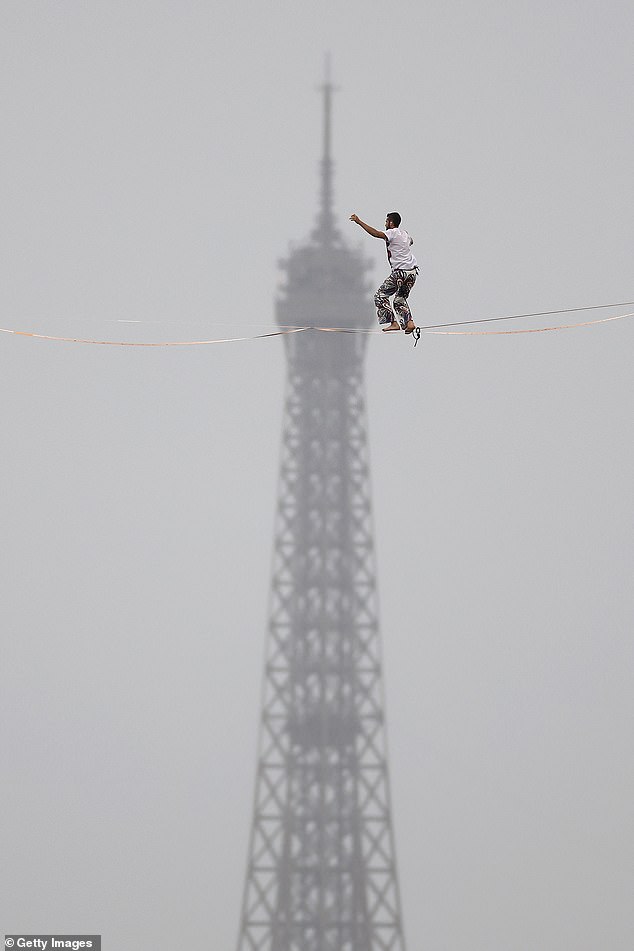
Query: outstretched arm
xmin=350 ymin=214 xmax=387 ymax=240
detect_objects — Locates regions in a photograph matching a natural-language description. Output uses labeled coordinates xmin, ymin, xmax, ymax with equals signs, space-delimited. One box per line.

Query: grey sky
xmin=1 ymin=1 xmax=633 ymax=949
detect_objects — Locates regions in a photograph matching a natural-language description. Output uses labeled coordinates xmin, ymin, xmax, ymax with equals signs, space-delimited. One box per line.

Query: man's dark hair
xmin=387 ymin=212 xmax=401 ymax=227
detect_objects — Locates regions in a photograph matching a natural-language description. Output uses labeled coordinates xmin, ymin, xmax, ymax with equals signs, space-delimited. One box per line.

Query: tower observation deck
xmin=236 ymin=77 xmax=407 ymax=951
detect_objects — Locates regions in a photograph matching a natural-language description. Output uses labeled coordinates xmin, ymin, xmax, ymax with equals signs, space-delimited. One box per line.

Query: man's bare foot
xmin=404 ymin=319 xmax=416 ymax=334
xmin=382 ymin=321 xmax=401 ymax=332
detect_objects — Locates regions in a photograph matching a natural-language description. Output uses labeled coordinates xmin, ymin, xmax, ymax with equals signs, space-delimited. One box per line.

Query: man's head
xmin=385 ymin=212 xmax=401 ymax=229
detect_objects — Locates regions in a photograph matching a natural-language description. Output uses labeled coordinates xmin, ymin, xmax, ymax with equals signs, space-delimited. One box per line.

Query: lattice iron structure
xmin=236 ymin=79 xmax=407 ymax=951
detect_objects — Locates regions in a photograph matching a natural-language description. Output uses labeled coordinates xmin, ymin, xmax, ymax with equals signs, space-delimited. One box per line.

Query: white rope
xmin=0 ymin=326 xmax=308 ymax=347
xmin=1 ymin=303 xmax=633 ymax=347
xmin=420 ymin=311 xmax=634 ymax=335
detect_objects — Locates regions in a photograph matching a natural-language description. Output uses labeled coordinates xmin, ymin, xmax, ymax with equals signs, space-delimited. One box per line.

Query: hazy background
xmin=1 ymin=1 xmax=633 ymax=949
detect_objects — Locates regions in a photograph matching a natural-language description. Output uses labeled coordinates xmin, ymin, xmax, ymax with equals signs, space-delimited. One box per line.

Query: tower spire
xmin=314 ymin=54 xmax=339 ymax=245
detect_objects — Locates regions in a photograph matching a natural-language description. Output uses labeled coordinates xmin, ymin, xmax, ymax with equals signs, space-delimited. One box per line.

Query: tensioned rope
xmin=317 ymin=298 xmax=634 ymax=334
xmin=1 ymin=301 xmax=633 ymax=347
xmin=421 ymin=311 xmax=634 ymax=335
xmin=316 ymin=310 xmax=634 ymax=341
xmin=0 ymin=326 xmax=309 ymax=347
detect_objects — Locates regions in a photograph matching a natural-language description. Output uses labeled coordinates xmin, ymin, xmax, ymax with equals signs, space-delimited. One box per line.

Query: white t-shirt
xmin=385 ymin=227 xmax=417 ymax=270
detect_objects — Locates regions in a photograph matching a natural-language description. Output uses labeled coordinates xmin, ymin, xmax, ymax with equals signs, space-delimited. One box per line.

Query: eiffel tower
xmin=236 ymin=75 xmax=407 ymax=951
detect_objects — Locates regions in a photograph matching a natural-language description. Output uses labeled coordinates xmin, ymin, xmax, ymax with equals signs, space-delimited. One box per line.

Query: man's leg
xmin=374 ymin=273 xmax=399 ymax=328
xmin=393 ymin=270 xmax=417 ymax=331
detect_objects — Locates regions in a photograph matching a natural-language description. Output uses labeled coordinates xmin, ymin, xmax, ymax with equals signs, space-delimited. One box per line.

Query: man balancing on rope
xmin=350 ymin=212 xmax=418 ymax=334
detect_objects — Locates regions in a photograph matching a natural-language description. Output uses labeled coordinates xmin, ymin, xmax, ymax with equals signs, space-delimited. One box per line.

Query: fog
xmin=1 ymin=2 xmax=633 ymax=949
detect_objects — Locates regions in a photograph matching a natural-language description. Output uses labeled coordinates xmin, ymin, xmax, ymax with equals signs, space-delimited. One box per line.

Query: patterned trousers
xmin=374 ymin=267 xmax=418 ymax=328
